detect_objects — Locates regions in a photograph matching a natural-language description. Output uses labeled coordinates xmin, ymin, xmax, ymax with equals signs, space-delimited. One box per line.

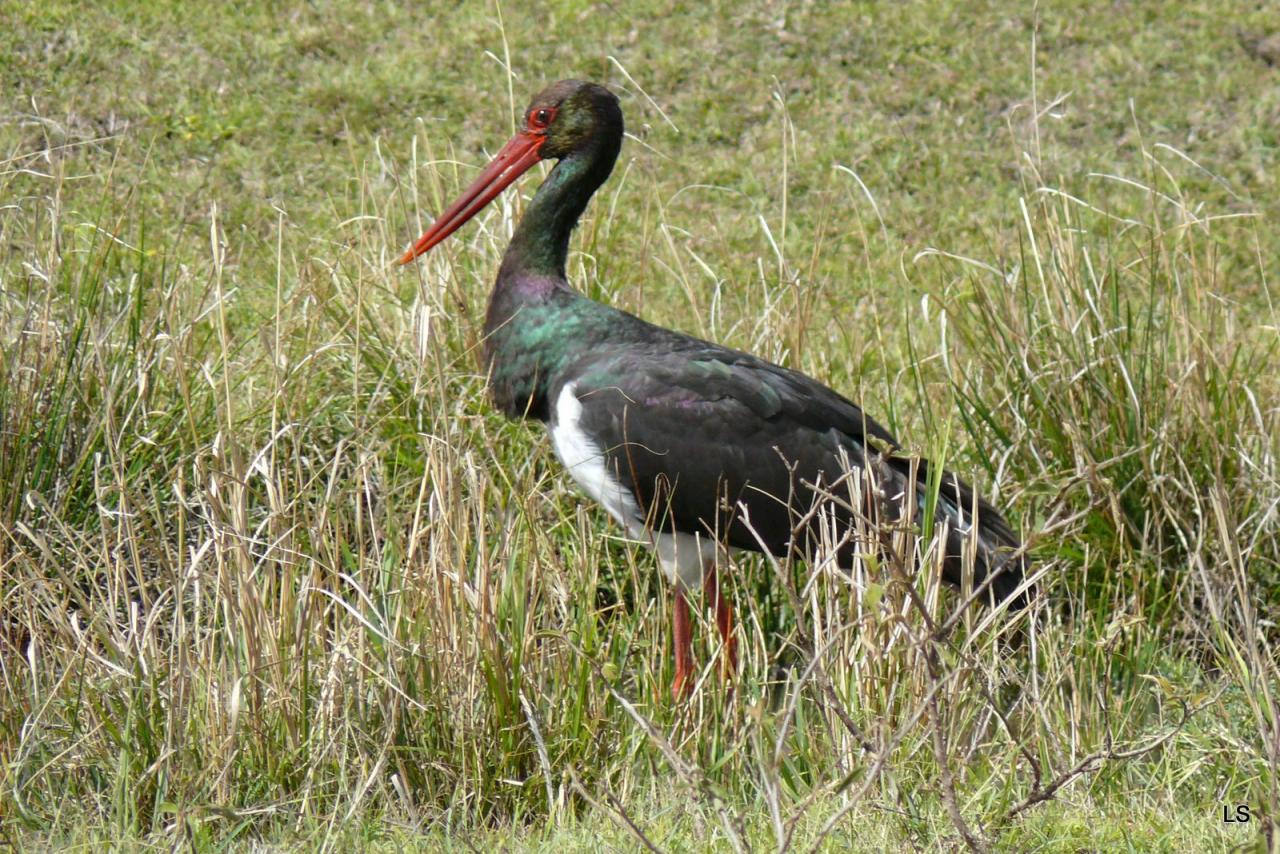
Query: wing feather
xmin=552 ymin=333 xmax=1028 ymax=606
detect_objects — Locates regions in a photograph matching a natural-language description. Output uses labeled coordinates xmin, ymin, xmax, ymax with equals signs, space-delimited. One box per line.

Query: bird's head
xmin=399 ymin=80 xmax=622 ymax=264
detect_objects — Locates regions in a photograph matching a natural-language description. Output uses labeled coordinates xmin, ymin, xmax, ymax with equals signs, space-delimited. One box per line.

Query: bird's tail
xmin=888 ymin=455 xmax=1032 ymax=609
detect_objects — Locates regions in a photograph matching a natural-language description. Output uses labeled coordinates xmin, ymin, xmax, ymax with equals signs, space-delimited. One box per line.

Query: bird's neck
xmin=502 ymin=133 xmax=620 ymax=280
xmin=481 ymin=132 xmax=623 ymax=420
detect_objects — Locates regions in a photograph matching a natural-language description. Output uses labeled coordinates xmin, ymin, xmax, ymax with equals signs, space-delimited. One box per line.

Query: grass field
xmin=2 ymin=0 xmax=1278 ymax=850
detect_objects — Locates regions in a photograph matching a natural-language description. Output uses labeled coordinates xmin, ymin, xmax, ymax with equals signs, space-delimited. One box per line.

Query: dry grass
xmin=2 ymin=1 xmax=1278 ymax=851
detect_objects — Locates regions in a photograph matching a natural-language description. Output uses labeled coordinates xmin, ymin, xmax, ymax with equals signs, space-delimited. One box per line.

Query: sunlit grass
xmin=2 ymin=1 xmax=1278 ymax=851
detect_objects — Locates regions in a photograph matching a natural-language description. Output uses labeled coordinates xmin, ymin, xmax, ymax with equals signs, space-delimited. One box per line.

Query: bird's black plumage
xmin=547 ymin=304 xmax=1029 ymax=608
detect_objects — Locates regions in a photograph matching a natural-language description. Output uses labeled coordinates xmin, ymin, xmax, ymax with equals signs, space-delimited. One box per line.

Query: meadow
xmin=2 ymin=1 xmax=1278 ymax=850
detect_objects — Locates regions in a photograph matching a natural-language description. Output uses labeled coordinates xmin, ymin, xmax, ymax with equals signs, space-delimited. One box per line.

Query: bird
xmin=400 ymin=80 xmax=1031 ymax=699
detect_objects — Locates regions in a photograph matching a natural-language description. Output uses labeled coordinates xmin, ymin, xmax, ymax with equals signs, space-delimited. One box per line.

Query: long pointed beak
xmin=399 ymin=130 xmax=545 ymax=265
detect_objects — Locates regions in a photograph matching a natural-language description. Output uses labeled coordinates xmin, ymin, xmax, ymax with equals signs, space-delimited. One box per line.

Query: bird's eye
xmin=529 ymin=107 xmax=555 ymax=130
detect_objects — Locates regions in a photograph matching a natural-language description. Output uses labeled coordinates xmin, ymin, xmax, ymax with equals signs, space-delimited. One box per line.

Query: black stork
xmin=401 ymin=80 xmax=1030 ymax=699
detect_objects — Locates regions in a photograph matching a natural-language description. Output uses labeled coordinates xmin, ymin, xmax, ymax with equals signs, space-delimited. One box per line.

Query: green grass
xmin=2 ymin=1 xmax=1278 ymax=851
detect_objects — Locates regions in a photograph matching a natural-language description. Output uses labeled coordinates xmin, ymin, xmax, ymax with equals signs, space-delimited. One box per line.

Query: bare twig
xmin=566 ymin=766 xmax=666 ymax=854
xmin=925 ymin=655 xmax=988 ymax=853
xmin=1003 ymin=697 xmax=1206 ymax=821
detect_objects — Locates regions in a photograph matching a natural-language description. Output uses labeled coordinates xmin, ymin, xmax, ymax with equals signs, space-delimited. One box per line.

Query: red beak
xmin=399 ymin=130 xmax=545 ymax=264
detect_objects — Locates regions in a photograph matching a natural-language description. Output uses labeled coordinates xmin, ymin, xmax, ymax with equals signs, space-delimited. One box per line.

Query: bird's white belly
xmin=548 ymin=383 xmax=714 ymax=590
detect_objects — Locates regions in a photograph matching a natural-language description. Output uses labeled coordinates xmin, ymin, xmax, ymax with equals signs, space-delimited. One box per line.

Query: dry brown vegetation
xmin=2 ymin=1 xmax=1278 ymax=850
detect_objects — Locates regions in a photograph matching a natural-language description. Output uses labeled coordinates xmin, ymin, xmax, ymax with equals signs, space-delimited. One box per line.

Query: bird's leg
xmin=703 ymin=562 xmax=738 ymax=681
xmin=672 ymin=586 xmax=694 ymax=700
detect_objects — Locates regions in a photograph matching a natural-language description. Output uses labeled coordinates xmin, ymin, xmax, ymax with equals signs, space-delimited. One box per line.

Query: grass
xmin=2 ymin=0 xmax=1278 ymax=850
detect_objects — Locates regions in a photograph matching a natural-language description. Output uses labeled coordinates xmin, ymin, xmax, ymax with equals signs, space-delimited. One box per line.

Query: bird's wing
xmin=558 ymin=343 xmax=900 ymax=555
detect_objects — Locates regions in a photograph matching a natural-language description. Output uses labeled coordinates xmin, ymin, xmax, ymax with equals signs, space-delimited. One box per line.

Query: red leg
xmin=672 ymin=586 xmax=694 ymax=700
xmin=703 ymin=564 xmax=738 ymax=680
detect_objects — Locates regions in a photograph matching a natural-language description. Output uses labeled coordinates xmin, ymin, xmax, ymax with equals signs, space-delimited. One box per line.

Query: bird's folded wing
xmin=562 ymin=347 xmax=900 ymax=550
